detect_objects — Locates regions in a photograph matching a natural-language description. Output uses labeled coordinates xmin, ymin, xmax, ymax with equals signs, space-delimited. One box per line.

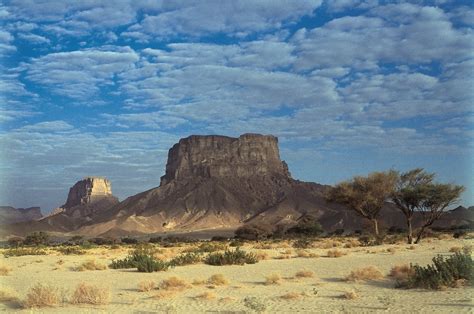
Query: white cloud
xmin=24 ymin=46 xmax=139 ymax=101
xmin=17 ymin=33 xmax=50 ymax=44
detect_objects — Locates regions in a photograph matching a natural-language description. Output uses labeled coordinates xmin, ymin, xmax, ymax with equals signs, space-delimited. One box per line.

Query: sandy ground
xmin=0 ymin=237 xmax=472 ymax=313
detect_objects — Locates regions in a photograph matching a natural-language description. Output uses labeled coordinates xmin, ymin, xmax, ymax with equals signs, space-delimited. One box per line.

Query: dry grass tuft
xmin=388 ymin=264 xmax=414 ymax=282
xmin=280 ymin=292 xmax=302 ymax=300
xmin=255 ymin=251 xmax=269 ymax=261
xmin=295 ymin=270 xmax=314 ymax=278
xmin=56 ymin=259 xmax=65 ymax=265
xmin=75 ymin=259 xmax=107 ymax=271
xmin=70 ymin=283 xmax=110 ymax=305
xmin=253 ymin=243 xmax=273 ymax=250
xmin=345 ymin=266 xmax=384 ymax=282
xmin=192 ymin=279 xmax=207 ymax=286
xmin=264 ymin=274 xmax=282 ymax=285
xmin=23 ymin=283 xmax=59 ymax=308
xmin=194 ymin=292 xmax=216 ymax=300
xmin=159 ymin=277 xmax=190 ymax=291
xmin=407 ymin=245 xmax=416 ymax=250
xmin=344 ymin=239 xmax=361 ymax=248
xmin=137 ymin=280 xmax=156 ymax=292
xmin=449 ymin=246 xmax=462 ymax=253
xmin=153 ymin=290 xmax=176 ymax=299
xmin=0 ymin=265 xmax=12 ymax=276
xmin=387 ymin=247 xmax=397 ymax=254
xmin=295 ymin=250 xmax=310 ymax=258
xmin=327 ymin=249 xmax=346 ymax=258
xmin=343 ymin=290 xmax=359 ymax=300
xmin=207 ymin=274 xmax=229 ymax=286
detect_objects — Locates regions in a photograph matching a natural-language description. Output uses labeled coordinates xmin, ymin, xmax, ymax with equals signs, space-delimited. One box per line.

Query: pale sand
xmin=0 ymin=237 xmax=472 ymax=313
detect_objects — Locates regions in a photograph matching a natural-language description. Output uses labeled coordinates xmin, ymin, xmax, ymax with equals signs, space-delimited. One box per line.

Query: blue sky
xmin=0 ymin=0 xmax=473 ymax=214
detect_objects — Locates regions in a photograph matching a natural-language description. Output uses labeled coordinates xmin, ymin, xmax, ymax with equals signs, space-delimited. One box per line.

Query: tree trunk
xmin=414 ymin=226 xmax=426 ymax=244
xmin=372 ymin=219 xmax=379 ymax=236
xmin=407 ymin=218 xmax=413 ymax=244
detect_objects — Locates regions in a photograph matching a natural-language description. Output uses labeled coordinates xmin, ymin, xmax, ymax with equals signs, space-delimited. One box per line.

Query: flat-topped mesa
xmin=160 ymin=133 xmax=291 ymax=186
xmin=63 ymin=177 xmax=114 ymax=208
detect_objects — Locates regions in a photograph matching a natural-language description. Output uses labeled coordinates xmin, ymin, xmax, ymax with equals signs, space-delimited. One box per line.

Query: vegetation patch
xmin=207 ymin=274 xmax=229 ymax=286
xmin=345 ymin=266 xmax=384 ymax=282
xmin=23 ymin=283 xmax=59 ymax=308
xmin=75 ymin=260 xmax=107 ymax=271
xmin=204 ymin=248 xmax=258 ymax=266
xmin=400 ymin=253 xmax=473 ymax=289
xmin=159 ymin=277 xmax=190 ymax=291
xmin=70 ymin=283 xmax=110 ymax=305
xmin=137 ymin=280 xmax=156 ymax=292
xmin=169 ymin=252 xmax=202 ymax=266
xmin=4 ymin=247 xmax=47 ymax=257
xmin=109 ymin=245 xmax=169 ymax=272
xmin=55 ymin=246 xmax=86 ymax=255
xmin=264 ymin=274 xmax=282 ymax=285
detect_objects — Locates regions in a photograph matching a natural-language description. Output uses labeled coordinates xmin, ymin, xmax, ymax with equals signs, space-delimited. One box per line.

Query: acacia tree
xmin=326 ymin=171 xmax=398 ymax=236
xmin=413 ymin=183 xmax=464 ymax=243
xmin=392 ymin=168 xmax=465 ymax=244
xmin=391 ymin=169 xmax=435 ymax=244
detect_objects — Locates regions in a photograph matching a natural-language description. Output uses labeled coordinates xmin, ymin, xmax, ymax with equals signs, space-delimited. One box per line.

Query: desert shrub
xmin=55 ymin=246 xmax=85 ymax=255
xmin=280 ymin=292 xmax=302 ymax=300
xmin=76 ymin=260 xmax=107 ymax=271
xmin=70 ymin=283 xmax=110 ymax=305
xmin=204 ymin=248 xmax=258 ymax=266
xmin=402 ymin=253 xmax=473 ymax=289
xmin=255 ymin=251 xmax=270 ymax=260
xmin=286 ymin=215 xmax=323 ymax=237
xmin=4 ymin=247 xmax=47 ymax=257
xmin=195 ymin=292 xmax=216 ymax=300
xmin=207 ymin=274 xmax=229 ymax=285
xmin=343 ymin=290 xmax=358 ymax=300
xmin=121 ymin=237 xmax=139 ymax=244
xmin=453 ymin=230 xmax=467 ymax=239
xmin=148 ymin=236 xmax=162 ymax=244
xmin=169 ymin=252 xmax=202 ymax=266
xmin=358 ymin=234 xmax=385 ymax=246
xmin=229 ymin=240 xmax=244 ymax=247
xmin=7 ymin=237 xmax=24 ymax=248
xmin=345 ymin=266 xmax=384 ymax=282
xmin=295 ymin=270 xmax=314 ymax=278
xmin=109 ymin=244 xmax=167 ymax=272
xmin=90 ymin=237 xmax=117 ymax=246
xmin=243 ymin=296 xmax=266 ymax=312
xmin=136 ymin=255 xmax=169 ymax=273
xmin=211 ymin=236 xmax=228 ymax=242
xmin=23 ymin=283 xmax=59 ymax=308
xmin=327 ymin=249 xmax=346 ymax=258
xmin=159 ymin=277 xmax=189 ymax=291
xmin=235 ymin=224 xmax=272 ymax=241
xmin=389 ymin=264 xmax=414 ymax=283
xmin=264 ymin=274 xmax=281 ymax=285
xmin=23 ymin=232 xmax=49 ymax=246
xmin=138 ymin=280 xmax=156 ymax=292
xmin=0 ymin=265 xmax=11 ymax=276
xmin=449 ymin=246 xmax=462 ymax=253
xmin=292 ymin=239 xmax=313 ymax=249
xmin=192 ymin=242 xmax=227 ymax=253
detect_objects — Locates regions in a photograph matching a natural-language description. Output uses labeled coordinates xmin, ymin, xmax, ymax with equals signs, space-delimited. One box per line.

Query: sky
xmin=0 ymin=0 xmax=473 ymax=214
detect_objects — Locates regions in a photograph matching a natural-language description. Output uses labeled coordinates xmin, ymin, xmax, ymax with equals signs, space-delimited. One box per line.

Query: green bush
xmin=204 ymin=248 xmax=258 ymax=266
xmin=23 ymin=232 xmax=49 ymax=246
xmin=286 ymin=215 xmax=323 ymax=237
xmin=402 ymin=253 xmax=473 ymax=289
xmin=169 ymin=252 xmax=202 ymax=266
xmin=109 ymin=244 xmax=168 ymax=272
xmin=4 ymin=247 xmax=47 ymax=257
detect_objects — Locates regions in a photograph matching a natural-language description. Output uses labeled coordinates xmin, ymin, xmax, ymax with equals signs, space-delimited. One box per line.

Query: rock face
xmin=0 ymin=206 xmax=42 ymax=225
xmin=160 ymin=134 xmax=290 ymax=185
xmin=63 ymin=177 xmax=114 ymax=208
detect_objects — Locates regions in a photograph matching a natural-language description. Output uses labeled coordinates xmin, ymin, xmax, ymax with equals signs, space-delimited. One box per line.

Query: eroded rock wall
xmin=160 ymin=133 xmax=290 ymax=185
xmin=63 ymin=177 xmax=114 ymax=208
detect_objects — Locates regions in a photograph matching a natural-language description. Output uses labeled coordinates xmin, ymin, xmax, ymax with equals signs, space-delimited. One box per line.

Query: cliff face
xmin=160 ymin=134 xmax=290 ymax=185
xmin=63 ymin=177 xmax=114 ymax=208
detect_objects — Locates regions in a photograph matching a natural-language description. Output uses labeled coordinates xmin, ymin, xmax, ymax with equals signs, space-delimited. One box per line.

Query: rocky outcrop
xmin=63 ymin=177 xmax=114 ymax=208
xmin=0 ymin=206 xmax=42 ymax=225
xmin=160 ymin=134 xmax=290 ymax=185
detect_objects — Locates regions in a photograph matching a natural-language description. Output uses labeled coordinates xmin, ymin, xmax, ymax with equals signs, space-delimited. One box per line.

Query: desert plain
xmin=0 ymin=235 xmax=472 ymax=313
